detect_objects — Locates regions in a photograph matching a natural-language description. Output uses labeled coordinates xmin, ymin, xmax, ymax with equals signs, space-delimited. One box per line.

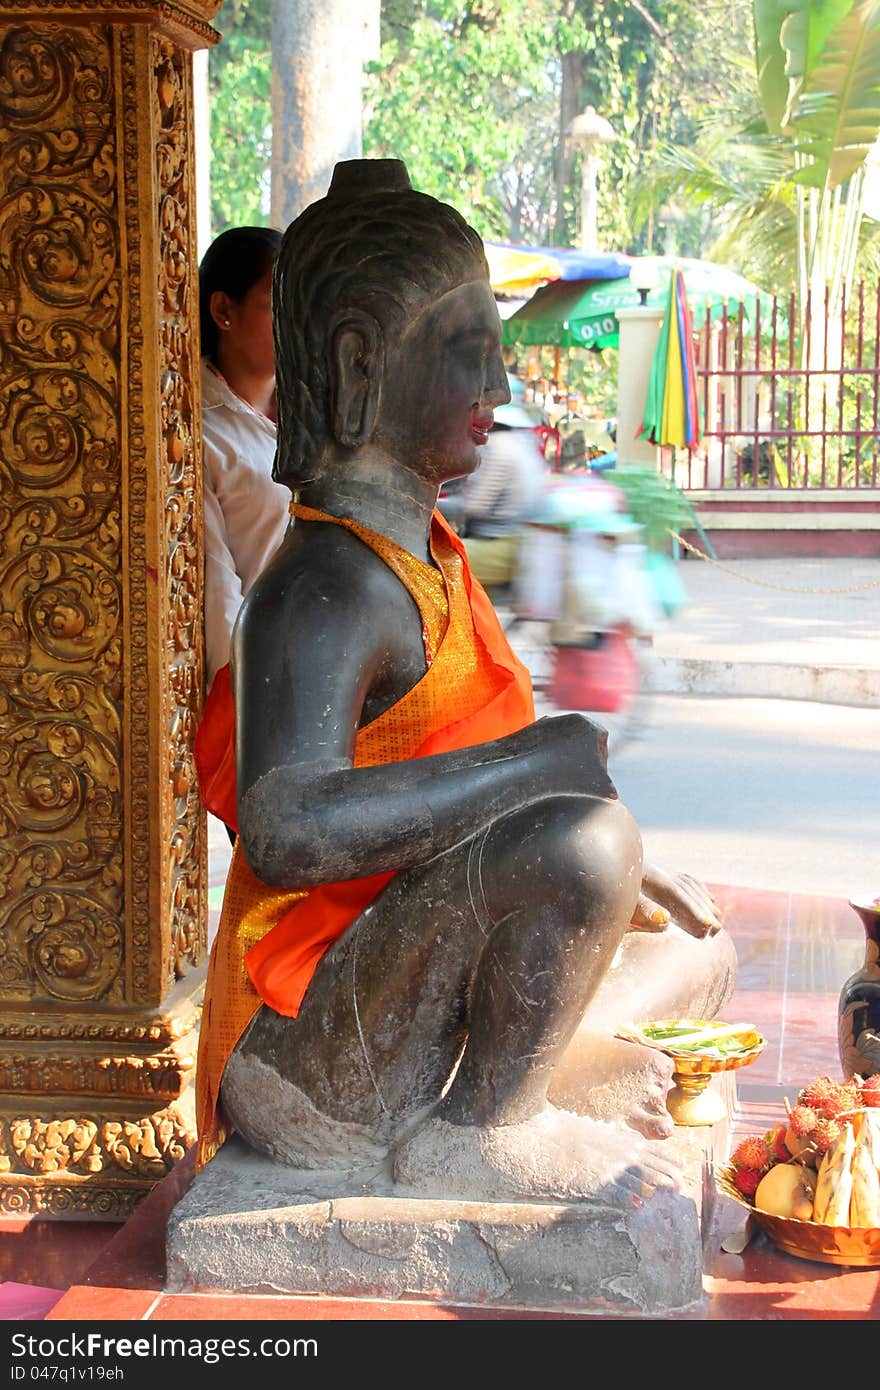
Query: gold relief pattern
xmin=153 ymin=33 xmax=206 ymax=990
xmin=5 ymin=1116 xmax=101 ymax=1174
xmin=0 ymin=1049 xmax=194 ymax=1098
xmin=0 ymin=4 xmax=222 ymax=51
xmin=2 ymin=891 xmax=122 ymax=1001
xmin=103 ymin=1111 xmax=189 ymax=1177
xmin=0 ymin=1182 xmax=134 ymax=1219
xmin=0 ymin=13 xmax=210 ymax=1215
xmin=0 ymin=24 xmax=125 ymax=1006
xmin=0 ymin=996 xmax=200 ymax=1044
xmin=0 ymin=1104 xmax=195 ymax=1204
xmin=117 ymin=25 xmax=152 ymax=1002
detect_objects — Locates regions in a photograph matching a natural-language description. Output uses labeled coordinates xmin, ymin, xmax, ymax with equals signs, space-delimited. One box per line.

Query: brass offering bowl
xmin=718 ymin=1163 xmax=880 ymax=1267
xmin=617 ymin=1019 xmax=766 ymax=1126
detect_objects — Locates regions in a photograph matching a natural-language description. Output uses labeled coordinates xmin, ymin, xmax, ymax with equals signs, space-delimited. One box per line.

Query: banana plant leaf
xmin=787 ymin=0 xmax=880 ymax=187
xmin=754 ymin=0 xmax=880 ymax=188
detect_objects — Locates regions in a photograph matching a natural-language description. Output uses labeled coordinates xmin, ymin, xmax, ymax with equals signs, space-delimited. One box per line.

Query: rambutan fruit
xmin=860 ymin=1074 xmax=880 ymax=1107
xmin=817 ymin=1083 xmax=861 ymax=1120
xmin=731 ymin=1135 xmax=771 ymax=1171
xmin=798 ymin=1076 xmax=836 ymax=1110
xmin=732 ymin=1165 xmax=762 ymax=1198
xmin=789 ymin=1104 xmax=817 ymax=1137
xmin=765 ymin=1122 xmax=789 ymax=1162
xmin=810 ymin=1117 xmax=841 ymax=1154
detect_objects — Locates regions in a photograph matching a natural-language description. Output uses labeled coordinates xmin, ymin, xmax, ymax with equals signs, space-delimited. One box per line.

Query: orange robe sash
xmin=194 ymin=505 xmax=534 ymax=1167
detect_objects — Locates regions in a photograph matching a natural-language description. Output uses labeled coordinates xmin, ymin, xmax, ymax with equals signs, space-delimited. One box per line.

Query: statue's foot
xmin=391 ymin=1105 xmax=683 ymax=1207
xmin=549 ymin=1035 xmax=675 ymax=1140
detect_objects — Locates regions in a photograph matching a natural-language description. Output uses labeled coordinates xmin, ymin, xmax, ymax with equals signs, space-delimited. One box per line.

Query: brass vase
xmin=838 ymin=896 xmax=880 ymax=1080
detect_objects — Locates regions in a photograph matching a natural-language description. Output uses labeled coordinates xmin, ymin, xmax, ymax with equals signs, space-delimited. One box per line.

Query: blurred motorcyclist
xmin=437 ymin=402 xmax=547 ymax=595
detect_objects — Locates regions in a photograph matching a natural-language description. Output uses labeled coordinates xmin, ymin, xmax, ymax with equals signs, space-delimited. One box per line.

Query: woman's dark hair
xmin=198 ymin=225 xmax=283 ymax=360
xmin=273 ymin=159 xmax=488 ymax=488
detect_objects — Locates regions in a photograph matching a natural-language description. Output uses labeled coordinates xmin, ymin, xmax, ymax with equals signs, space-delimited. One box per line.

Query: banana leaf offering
xmin=618 ymin=1018 xmax=763 ymax=1060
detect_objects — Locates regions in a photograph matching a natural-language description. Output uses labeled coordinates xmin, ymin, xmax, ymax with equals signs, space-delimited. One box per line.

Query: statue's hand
xmin=630 ymin=863 xmax=722 ymax=939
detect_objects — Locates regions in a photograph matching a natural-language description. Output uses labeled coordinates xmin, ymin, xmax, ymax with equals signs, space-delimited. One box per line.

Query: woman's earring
xmin=223 ymin=319 xmax=231 ymax=327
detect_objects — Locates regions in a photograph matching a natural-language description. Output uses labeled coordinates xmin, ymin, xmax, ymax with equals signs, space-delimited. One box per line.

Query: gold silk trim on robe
xmin=195 ymin=505 xmax=535 ymax=1168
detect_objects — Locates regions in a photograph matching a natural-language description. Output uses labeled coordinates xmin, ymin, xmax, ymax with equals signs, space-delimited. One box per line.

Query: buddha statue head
xmin=272 ymin=158 xmax=510 ymax=492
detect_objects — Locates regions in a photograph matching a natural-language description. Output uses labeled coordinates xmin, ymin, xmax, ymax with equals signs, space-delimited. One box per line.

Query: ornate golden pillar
xmin=0 ymin=1 xmax=220 ymax=1217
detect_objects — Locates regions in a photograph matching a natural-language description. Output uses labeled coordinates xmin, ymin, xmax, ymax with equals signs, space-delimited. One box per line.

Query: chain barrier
xmin=667 ymin=530 xmax=880 ymax=595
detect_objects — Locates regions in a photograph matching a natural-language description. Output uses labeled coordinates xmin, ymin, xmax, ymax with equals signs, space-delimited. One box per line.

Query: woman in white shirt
xmin=199 ymin=226 xmax=290 ymax=691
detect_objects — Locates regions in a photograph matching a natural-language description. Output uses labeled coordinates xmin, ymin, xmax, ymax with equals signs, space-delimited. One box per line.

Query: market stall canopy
xmin=485 ymin=242 xmax=632 ymax=297
xmin=503 ymin=256 xmax=775 ymax=352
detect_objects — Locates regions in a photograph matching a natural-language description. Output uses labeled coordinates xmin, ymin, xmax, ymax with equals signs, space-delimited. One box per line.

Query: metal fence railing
xmin=674 ymin=281 xmax=880 ymax=492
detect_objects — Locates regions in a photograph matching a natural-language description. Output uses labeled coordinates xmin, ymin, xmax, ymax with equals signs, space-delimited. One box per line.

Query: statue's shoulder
xmin=238 ymin=517 xmax=409 ymax=646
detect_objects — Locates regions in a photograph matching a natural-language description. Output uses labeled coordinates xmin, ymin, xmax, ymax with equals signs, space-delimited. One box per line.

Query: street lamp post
xmin=658 ymin=202 xmax=687 ymax=257
xmin=568 ymin=105 xmax=616 ymax=254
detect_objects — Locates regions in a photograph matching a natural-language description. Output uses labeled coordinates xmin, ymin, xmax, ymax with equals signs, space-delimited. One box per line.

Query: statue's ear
xmin=329 ymin=311 xmax=384 ymax=447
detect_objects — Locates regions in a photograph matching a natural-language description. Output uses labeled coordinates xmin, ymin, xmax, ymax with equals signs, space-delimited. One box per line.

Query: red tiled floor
xmin=45 ymin=1286 xmax=160 ymax=1321
xmin=147 ymin=1293 xmax=580 ymax=1320
xmin=702 ymin=1252 xmax=880 ymax=1320
xmin=9 ymin=880 xmax=880 ymax=1321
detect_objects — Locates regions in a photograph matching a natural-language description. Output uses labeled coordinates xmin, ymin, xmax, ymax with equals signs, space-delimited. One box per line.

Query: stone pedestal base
xmin=166 ymin=927 xmax=739 ymax=1311
xmin=165 ymin=1110 xmax=734 ymax=1316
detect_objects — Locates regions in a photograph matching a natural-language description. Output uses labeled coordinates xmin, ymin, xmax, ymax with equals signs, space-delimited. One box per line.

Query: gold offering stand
xmin=617 ymin=1020 xmax=766 ymax=1126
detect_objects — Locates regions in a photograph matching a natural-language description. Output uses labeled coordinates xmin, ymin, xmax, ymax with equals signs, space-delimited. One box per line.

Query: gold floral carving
xmin=0 ymin=20 xmax=207 ymax=1009
xmin=0 ymin=23 xmax=125 ymax=1007
xmin=0 ymin=1047 xmax=195 ymax=1099
xmin=118 ymin=23 xmax=153 ymax=1003
xmin=0 ymin=4 xmax=222 ymax=51
xmin=1 ymin=1108 xmax=193 ymax=1177
xmin=0 ymin=1103 xmax=195 ymax=1215
xmin=153 ymin=32 xmax=207 ymax=989
xmin=0 ymin=12 xmax=209 ymax=1216
xmin=5 ymin=1117 xmax=102 ymax=1174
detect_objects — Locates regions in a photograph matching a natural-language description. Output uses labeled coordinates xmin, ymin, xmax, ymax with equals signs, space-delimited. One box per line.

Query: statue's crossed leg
xmin=222 ymin=792 xmax=685 ymax=1205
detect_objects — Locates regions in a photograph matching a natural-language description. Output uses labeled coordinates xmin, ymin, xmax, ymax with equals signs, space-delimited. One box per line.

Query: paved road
xmin=605 ymin=692 xmax=878 ymax=899
xmin=655 ymin=555 xmax=880 ymax=672
xmin=502 ymin=554 xmax=879 ymax=899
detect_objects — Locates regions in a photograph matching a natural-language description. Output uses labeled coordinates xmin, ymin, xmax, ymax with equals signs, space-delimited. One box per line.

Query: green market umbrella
xmin=503 ymin=256 xmax=775 ymax=353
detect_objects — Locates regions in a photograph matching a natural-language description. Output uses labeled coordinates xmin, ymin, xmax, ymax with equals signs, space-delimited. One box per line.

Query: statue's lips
xmin=470 ymin=412 xmax=494 ymax=447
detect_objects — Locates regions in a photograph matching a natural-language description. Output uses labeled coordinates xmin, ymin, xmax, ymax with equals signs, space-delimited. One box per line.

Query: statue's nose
xmin=484 ymin=355 xmax=511 ymax=407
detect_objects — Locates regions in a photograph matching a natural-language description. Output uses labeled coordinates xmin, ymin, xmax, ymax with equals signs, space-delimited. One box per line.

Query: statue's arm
xmin=232 ymin=559 xmax=615 ymax=890
xmin=237 ymin=717 xmax=615 ymax=888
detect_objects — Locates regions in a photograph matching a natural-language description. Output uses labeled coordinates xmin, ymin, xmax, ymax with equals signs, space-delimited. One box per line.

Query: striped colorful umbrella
xmin=485 ymin=242 xmax=632 ymax=297
xmin=639 ymin=269 xmax=702 ymax=448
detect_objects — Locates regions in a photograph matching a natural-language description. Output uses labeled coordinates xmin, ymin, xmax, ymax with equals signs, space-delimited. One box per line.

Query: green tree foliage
xmin=365 ymin=1 xmax=755 ymax=252
xmin=208 ymin=0 xmax=272 ymax=234
xmin=364 ymin=1 xmax=568 ymax=241
xmin=206 ymin=0 xmax=757 ymax=256
xmin=557 ymin=0 xmax=755 ymax=253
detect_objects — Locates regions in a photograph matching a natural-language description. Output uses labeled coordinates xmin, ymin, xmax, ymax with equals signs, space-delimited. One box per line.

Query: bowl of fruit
xmin=719 ymin=1073 xmax=880 ymax=1266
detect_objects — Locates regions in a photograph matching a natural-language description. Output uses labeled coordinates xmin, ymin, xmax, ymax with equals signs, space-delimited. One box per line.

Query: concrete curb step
xmin=645 ymin=656 xmax=880 ymax=706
